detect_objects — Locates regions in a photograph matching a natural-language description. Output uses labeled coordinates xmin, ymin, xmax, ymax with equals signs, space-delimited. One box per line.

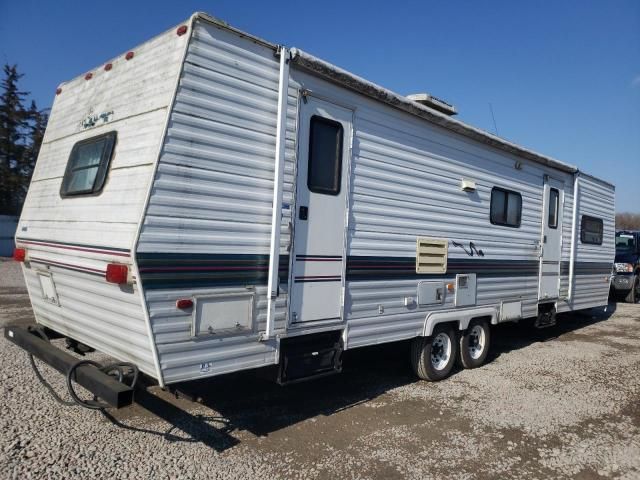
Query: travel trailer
xmin=7 ymin=12 xmax=615 ymax=406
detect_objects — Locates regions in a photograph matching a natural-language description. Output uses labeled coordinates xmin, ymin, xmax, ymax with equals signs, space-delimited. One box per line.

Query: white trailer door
xmin=289 ymin=97 xmax=352 ymax=325
xmin=538 ymin=177 xmax=564 ymax=300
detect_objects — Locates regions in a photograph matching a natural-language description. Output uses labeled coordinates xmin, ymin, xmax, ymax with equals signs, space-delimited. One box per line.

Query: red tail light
xmin=176 ymin=25 xmax=188 ymax=36
xmin=176 ymin=299 xmax=193 ymax=309
xmin=106 ymin=264 xmax=128 ymax=284
xmin=13 ymin=248 xmax=26 ymax=262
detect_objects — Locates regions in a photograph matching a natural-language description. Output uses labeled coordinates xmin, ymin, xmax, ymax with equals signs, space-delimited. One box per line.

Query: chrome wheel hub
xmin=431 ymin=332 xmax=452 ymax=371
xmin=468 ymin=325 xmax=486 ymax=360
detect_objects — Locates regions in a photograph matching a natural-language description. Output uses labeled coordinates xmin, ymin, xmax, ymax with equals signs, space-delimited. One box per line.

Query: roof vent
xmin=407 ymin=93 xmax=457 ymax=116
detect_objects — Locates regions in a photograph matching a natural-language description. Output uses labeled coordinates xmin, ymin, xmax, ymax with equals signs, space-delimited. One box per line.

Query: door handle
xmin=299 ymin=206 xmax=308 ymax=220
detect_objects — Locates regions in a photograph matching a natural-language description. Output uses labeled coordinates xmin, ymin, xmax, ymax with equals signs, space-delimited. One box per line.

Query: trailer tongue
xmin=5 ymin=325 xmax=135 ymax=409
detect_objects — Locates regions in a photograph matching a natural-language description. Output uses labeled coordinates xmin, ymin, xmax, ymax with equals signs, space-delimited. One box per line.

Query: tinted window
xmin=581 ymin=215 xmax=603 ymax=245
xmin=490 ymin=187 xmax=522 ymax=227
xmin=307 ymin=116 xmax=343 ymax=195
xmin=616 ymin=233 xmax=636 ymax=253
xmin=548 ymin=188 xmax=559 ymax=229
xmin=61 ymin=131 xmax=116 ymax=197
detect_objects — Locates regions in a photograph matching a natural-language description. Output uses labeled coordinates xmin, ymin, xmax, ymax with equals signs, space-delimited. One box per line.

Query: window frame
xmin=580 ymin=215 xmax=603 ymax=245
xmin=489 ymin=187 xmax=522 ymax=228
xmin=306 ymin=115 xmax=344 ymax=196
xmin=60 ymin=131 xmax=117 ymax=198
xmin=548 ymin=188 xmax=559 ymax=230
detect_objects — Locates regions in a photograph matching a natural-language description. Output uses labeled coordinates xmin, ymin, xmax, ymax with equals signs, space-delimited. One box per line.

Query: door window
xmin=548 ymin=188 xmax=559 ymax=229
xmin=307 ymin=116 xmax=344 ymax=195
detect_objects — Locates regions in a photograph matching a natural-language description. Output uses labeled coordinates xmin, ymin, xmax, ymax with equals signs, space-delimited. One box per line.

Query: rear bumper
xmin=4 ymin=325 xmax=134 ymax=408
xmin=612 ymin=274 xmax=635 ymax=292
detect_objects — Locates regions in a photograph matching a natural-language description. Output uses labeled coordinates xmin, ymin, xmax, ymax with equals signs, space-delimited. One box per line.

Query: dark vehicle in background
xmin=612 ymin=231 xmax=640 ymax=303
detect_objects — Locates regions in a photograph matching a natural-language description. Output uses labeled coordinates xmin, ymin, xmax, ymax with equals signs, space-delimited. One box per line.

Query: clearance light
xmin=104 ymin=63 xmax=113 ymax=71
xmin=55 ymin=87 xmax=62 ymax=95
xmin=84 ymin=72 xmax=93 ymax=80
xmin=176 ymin=299 xmax=194 ymax=309
xmin=176 ymin=25 xmax=188 ymax=36
xmin=106 ymin=264 xmax=128 ymax=284
xmin=125 ymin=51 xmax=135 ymax=60
xmin=13 ymin=248 xmax=26 ymax=262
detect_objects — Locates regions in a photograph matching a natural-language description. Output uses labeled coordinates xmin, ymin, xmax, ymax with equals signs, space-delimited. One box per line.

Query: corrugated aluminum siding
xmin=20 ymin=26 xmax=187 ymax=249
xmin=567 ymin=175 xmax=615 ymax=311
xmin=289 ymin=70 xmax=580 ymax=349
xmin=137 ymin=20 xmax=295 ymax=384
xmin=16 ymin=24 xmax=189 ymax=378
xmin=133 ymin=17 xmax=613 ymax=382
xmin=22 ymin=263 xmax=156 ymax=375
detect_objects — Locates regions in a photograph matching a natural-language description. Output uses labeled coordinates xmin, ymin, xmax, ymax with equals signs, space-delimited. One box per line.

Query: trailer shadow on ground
xmin=125 ymin=302 xmax=618 ymax=452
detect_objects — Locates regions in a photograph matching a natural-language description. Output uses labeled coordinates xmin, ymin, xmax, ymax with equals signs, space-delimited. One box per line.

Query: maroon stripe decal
xmin=294 ymin=275 xmax=341 ymax=282
xmin=348 ymin=264 xmax=413 ymax=269
xmin=294 ymin=279 xmax=341 ymax=284
xmin=18 ymin=239 xmax=130 ymax=257
xmin=295 ymin=258 xmax=343 ymax=262
xmin=29 ymin=256 xmax=105 ymax=275
xmin=139 ymin=265 xmax=270 ymax=272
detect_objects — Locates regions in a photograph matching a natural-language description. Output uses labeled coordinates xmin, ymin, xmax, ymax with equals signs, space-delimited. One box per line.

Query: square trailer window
xmin=490 ymin=187 xmax=522 ymax=228
xmin=581 ymin=215 xmax=603 ymax=245
xmin=60 ymin=131 xmax=117 ymax=197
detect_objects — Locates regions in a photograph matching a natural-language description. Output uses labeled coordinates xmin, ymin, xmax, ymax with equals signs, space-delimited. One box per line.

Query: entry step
xmin=534 ymin=304 xmax=557 ymax=329
xmin=277 ymin=331 xmax=343 ymax=385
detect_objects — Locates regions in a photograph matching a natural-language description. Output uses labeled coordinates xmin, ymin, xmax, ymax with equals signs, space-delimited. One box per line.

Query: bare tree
xmin=616 ymin=213 xmax=640 ymax=230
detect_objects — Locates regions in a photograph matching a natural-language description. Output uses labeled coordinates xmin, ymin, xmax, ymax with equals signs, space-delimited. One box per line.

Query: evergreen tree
xmin=0 ymin=64 xmax=48 ymax=215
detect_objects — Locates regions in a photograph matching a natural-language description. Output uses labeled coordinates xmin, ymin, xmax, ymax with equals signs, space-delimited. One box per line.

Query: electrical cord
xmin=25 ymin=331 xmax=222 ymax=442
xmin=27 ymin=326 xmax=76 ymax=407
xmin=67 ymin=360 xmax=140 ymax=410
xmin=27 ymin=325 xmax=139 ymax=411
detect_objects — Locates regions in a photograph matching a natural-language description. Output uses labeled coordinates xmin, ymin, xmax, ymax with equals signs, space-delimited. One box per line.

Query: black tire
xmin=458 ymin=319 xmax=491 ymax=369
xmin=410 ymin=324 xmax=458 ymax=381
xmin=624 ymin=275 xmax=639 ymax=304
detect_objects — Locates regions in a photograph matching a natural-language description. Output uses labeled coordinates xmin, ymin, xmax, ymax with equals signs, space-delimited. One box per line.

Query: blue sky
xmin=1 ymin=0 xmax=638 ymax=211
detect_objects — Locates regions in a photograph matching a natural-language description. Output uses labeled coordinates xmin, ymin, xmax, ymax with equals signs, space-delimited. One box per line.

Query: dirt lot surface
xmin=1 ymin=257 xmax=639 ymax=479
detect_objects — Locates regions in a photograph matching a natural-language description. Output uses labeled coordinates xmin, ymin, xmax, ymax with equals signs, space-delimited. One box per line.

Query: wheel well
xmin=467 ymin=315 xmax=492 ymax=329
xmin=422 ymin=307 xmax=498 ymax=336
xmin=435 ymin=320 xmax=459 ymax=332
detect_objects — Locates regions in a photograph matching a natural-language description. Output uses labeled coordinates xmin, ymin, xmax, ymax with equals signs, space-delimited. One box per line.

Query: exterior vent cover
xmin=416 ymin=237 xmax=448 ymax=274
xmin=407 ymin=93 xmax=457 ymax=116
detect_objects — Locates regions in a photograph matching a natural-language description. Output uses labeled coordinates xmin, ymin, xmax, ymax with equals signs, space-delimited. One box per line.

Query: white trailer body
xmin=15 ymin=13 xmax=615 ymax=388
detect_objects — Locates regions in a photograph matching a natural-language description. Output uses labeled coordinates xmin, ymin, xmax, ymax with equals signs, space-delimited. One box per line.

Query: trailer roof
xmin=288 ymin=49 xmax=581 ymax=175
xmin=200 ymin=14 xmax=612 ymax=184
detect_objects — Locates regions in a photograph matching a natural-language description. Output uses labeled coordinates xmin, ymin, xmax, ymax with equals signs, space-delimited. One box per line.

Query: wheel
xmin=458 ymin=319 xmax=491 ymax=369
xmin=624 ymin=275 xmax=639 ymax=304
xmin=410 ymin=324 xmax=458 ymax=381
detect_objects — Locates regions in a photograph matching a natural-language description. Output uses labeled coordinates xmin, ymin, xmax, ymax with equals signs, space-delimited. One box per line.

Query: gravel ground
xmin=1 ymin=257 xmax=639 ymax=479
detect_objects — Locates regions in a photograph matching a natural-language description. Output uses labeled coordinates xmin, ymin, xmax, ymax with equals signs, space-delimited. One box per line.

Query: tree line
xmin=616 ymin=213 xmax=640 ymax=230
xmin=0 ymin=65 xmax=48 ymax=216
